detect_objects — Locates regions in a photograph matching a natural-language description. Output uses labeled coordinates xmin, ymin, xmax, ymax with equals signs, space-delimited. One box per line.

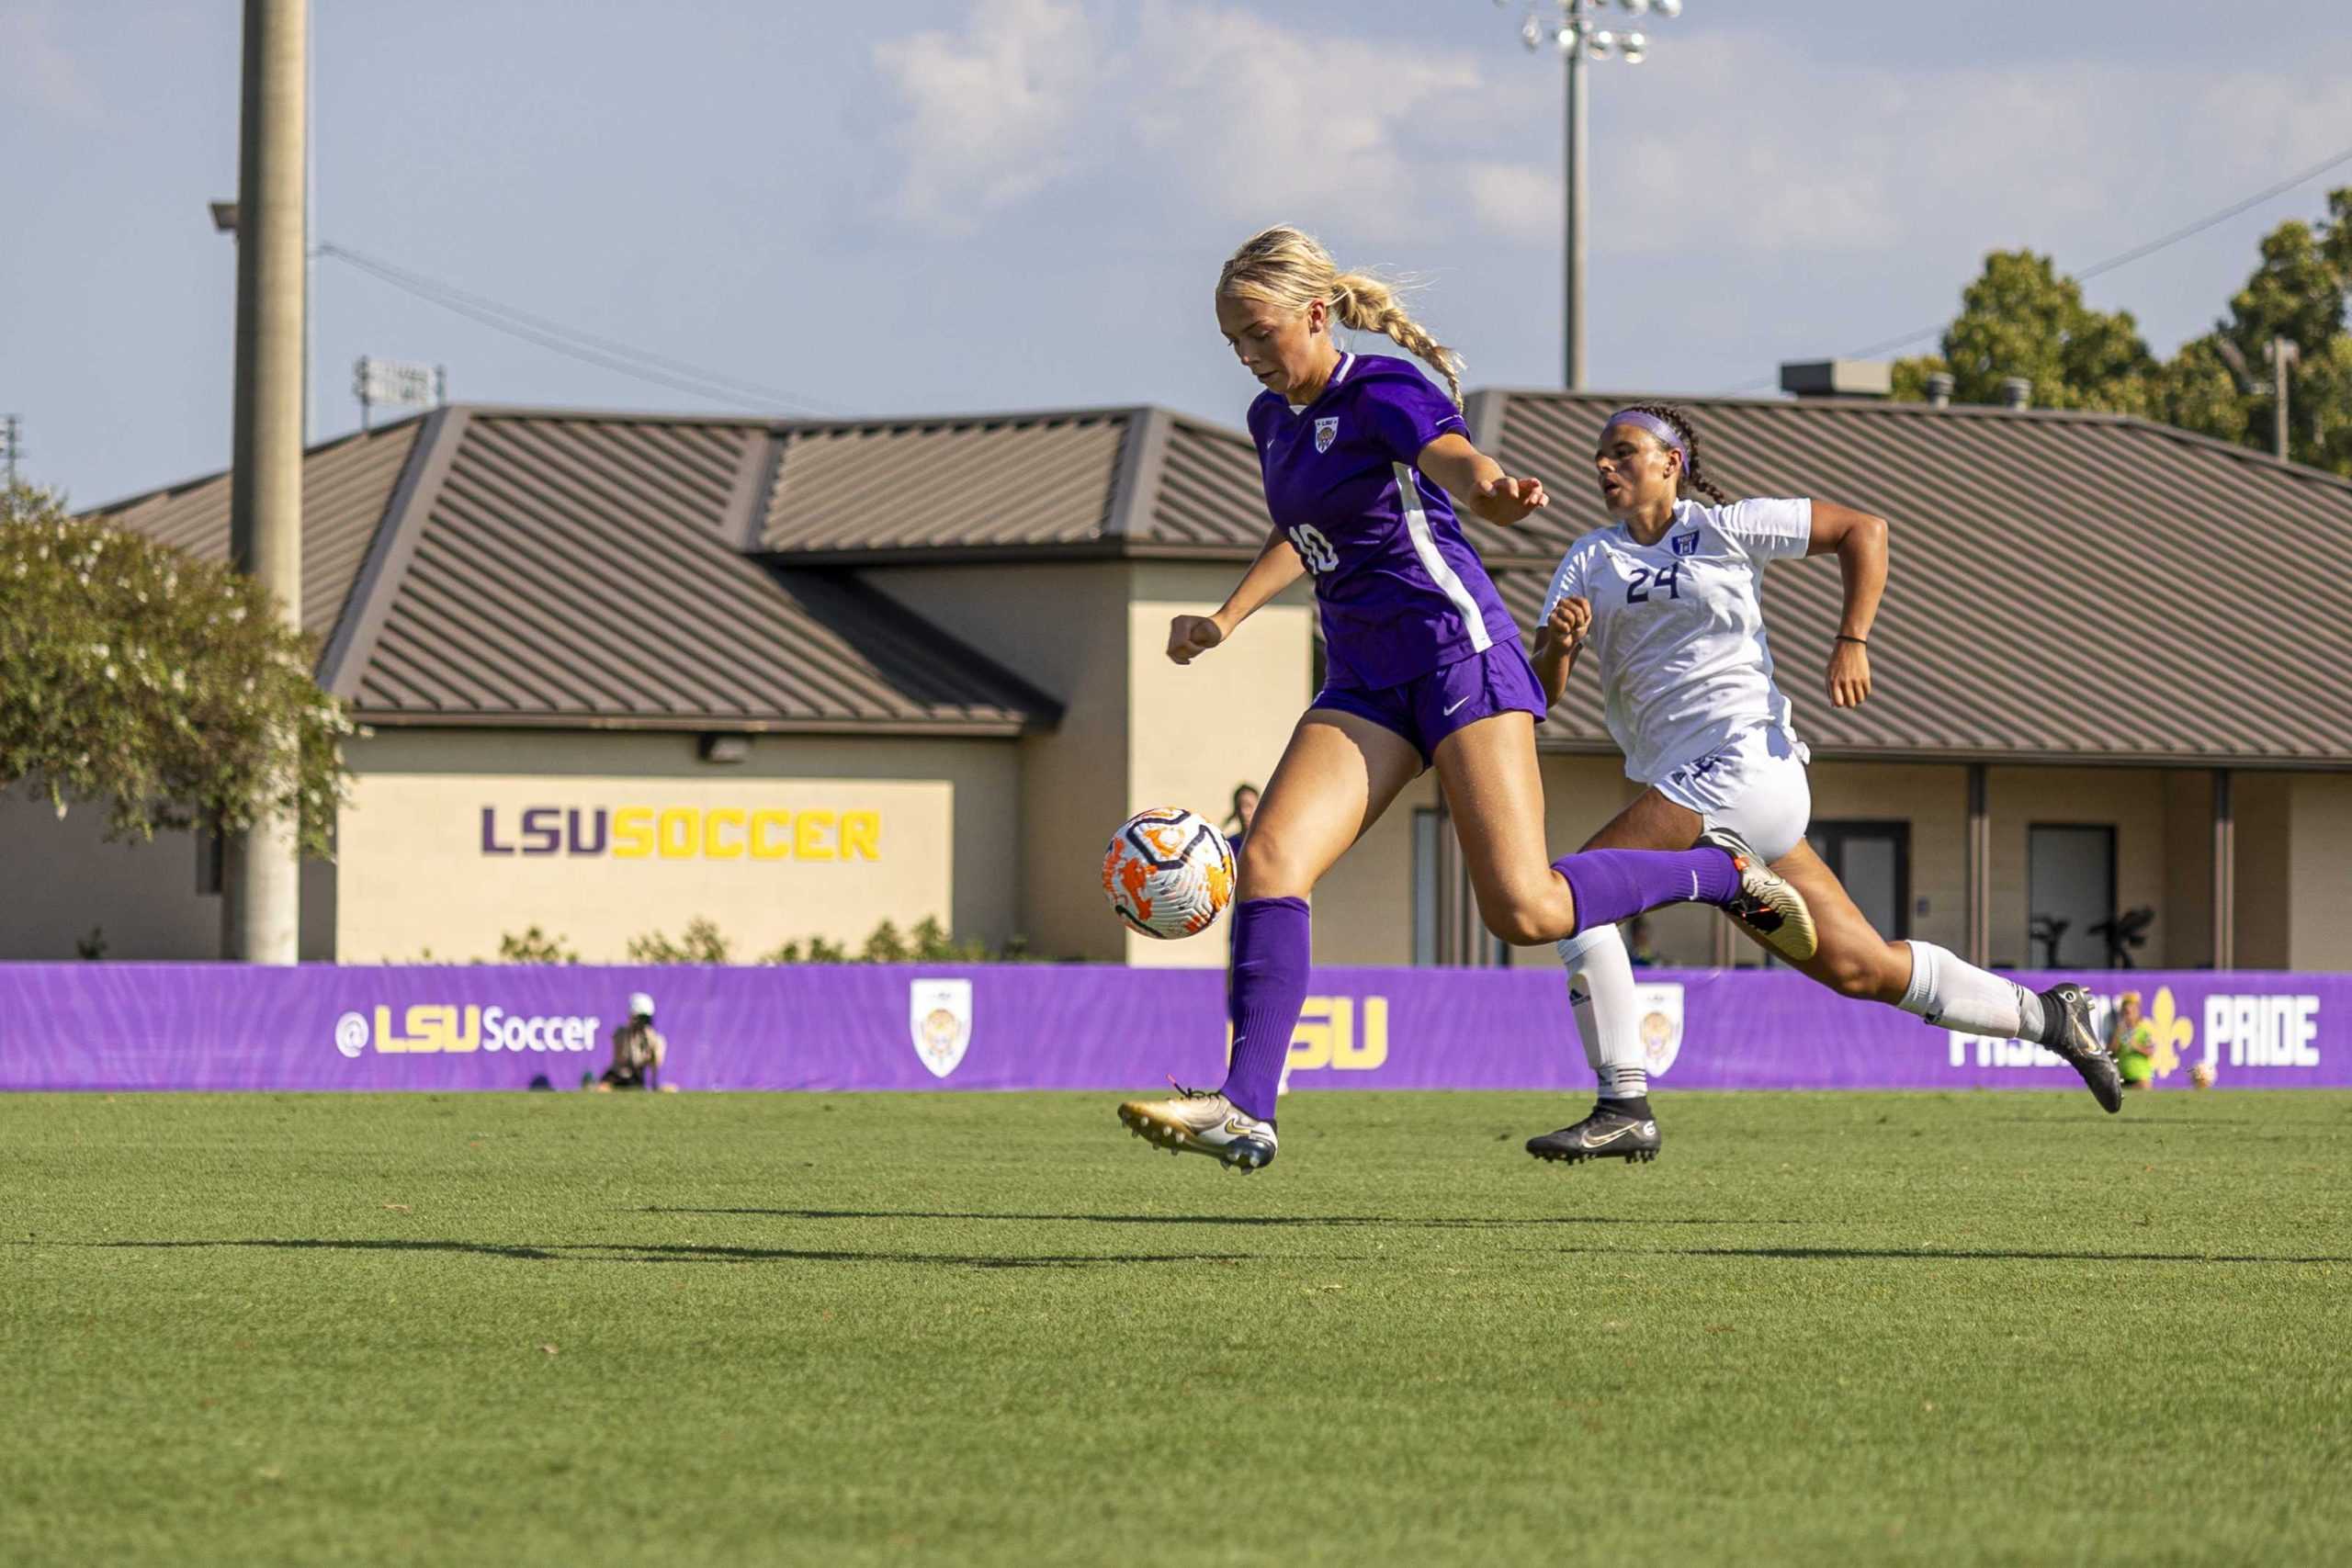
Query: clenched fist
xmin=1167 ymin=614 xmax=1226 ymax=665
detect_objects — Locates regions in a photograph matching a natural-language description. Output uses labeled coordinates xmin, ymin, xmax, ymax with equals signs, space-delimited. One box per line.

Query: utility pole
xmin=1565 ymin=24 xmax=1587 ymax=389
xmin=223 ymin=0 xmax=306 ymax=964
xmin=2267 ymin=336 xmax=2299 ymax=462
xmin=0 ymin=415 xmax=19 ymax=491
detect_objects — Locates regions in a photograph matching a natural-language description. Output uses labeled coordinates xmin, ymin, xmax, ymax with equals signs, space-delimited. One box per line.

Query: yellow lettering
xmin=658 ymin=807 xmax=699 ymax=859
xmin=841 ymin=810 xmax=881 ymax=861
xmin=1333 ymin=997 xmax=1386 ymax=1069
xmin=373 ymin=1004 xmax=413 ymax=1053
xmin=1287 ymin=997 xmax=1340 ymax=1071
xmin=752 ymin=809 xmax=791 ymax=860
xmin=707 ymin=807 xmax=746 ymax=861
xmin=796 ymin=809 xmax=836 ymax=861
xmin=613 ymin=807 xmax=654 ymax=860
xmin=404 ymin=1004 xmax=454 ymax=1054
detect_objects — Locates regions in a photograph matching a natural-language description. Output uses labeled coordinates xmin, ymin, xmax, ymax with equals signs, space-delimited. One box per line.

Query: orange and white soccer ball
xmin=1102 ymin=807 xmax=1236 ymax=939
xmin=2190 ymin=1061 xmax=2217 ymax=1089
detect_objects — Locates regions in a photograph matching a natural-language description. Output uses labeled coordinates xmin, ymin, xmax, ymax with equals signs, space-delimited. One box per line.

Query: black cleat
xmin=2040 ymin=982 xmax=2123 ymax=1113
xmin=1526 ymin=1106 xmax=1662 ymax=1165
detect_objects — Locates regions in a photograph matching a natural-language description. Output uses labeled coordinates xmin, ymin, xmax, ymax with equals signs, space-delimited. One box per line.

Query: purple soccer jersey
xmin=1249 ymin=353 xmax=1521 ymax=691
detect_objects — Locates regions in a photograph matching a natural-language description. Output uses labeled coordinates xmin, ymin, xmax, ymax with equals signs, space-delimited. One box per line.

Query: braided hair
xmin=1217 ymin=225 xmax=1464 ymax=407
xmin=1614 ymin=402 xmax=1731 ymax=505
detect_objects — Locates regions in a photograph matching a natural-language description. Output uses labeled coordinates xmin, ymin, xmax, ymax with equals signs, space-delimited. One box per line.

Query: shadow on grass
xmin=639 ymin=1207 xmax=1803 ymax=1229
xmin=69 ymin=1238 xmax=1252 ymax=1270
xmin=1549 ymin=1244 xmax=2349 ymax=1266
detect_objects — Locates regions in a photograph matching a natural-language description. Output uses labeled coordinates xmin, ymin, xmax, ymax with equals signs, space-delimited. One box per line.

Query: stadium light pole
xmin=1493 ymin=0 xmax=1685 ymax=389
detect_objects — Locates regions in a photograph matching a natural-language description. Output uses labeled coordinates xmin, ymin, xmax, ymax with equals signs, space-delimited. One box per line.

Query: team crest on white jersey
xmin=1314 ymin=416 xmax=1339 ymax=454
xmin=909 ymin=978 xmax=973 ymax=1078
xmin=1670 ymin=531 xmax=1700 ymax=558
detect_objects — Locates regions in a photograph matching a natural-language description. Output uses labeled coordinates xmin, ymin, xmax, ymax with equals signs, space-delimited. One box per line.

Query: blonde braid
xmin=1217 ymin=225 xmax=1465 ymax=408
xmin=1329 ymin=272 xmax=1464 ymax=408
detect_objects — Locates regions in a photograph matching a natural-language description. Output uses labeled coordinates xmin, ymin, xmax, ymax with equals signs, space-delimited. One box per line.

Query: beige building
xmin=13 ymin=382 xmax=2352 ymax=972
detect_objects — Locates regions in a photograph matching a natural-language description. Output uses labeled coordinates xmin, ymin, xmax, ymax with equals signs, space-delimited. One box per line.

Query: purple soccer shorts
xmin=1309 ymin=640 xmax=1547 ymax=766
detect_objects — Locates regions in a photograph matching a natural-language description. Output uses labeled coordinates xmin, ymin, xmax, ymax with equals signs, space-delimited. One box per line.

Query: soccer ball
xmin=1102 ymin=807 xmax=1237 ymax=939
xmin=2190 ymin=1061 xmax=2217 ymax=1089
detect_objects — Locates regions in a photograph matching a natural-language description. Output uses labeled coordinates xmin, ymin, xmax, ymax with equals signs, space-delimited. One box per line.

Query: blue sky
xmin=6 ymin=0 xmax=2349 ymax=506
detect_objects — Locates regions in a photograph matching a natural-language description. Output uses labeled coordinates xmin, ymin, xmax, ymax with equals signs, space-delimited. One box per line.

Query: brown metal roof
xmin=1476 ymin=391 xmax=2352 ymax=767
xmin=760 ymin=411 xmax=1129 ymax=555
xmin=751 ymin=406 xmax=1271 ymax=560
xmin=89 ymin=409 xmax=1057 ymax=736
xmin=338 ymin=412 xmax=1057 ymax=731
xmin=85 ymin=418 xmax=423 ymax=649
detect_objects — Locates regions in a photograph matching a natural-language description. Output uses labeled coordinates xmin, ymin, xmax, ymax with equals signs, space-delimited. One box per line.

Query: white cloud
xmin=870 ymin=0 xmax=1101 ymax=232
xmin=865 ymin=0 xmax=2352 ymax=286
xmin=0 ymin=4 xmax=96 ymax=120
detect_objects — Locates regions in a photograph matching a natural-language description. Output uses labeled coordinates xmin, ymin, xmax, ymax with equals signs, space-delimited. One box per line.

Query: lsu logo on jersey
xmin=1670 ymin=531 xmax=1701 ymax=558
xmin=1314 ymin=416 xmax=1339 ymax=453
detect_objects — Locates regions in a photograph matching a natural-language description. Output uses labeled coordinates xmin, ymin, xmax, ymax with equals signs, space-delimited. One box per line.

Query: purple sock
xmin=1218 ymin=896 xmax=1309 ymax=1123
xmin=1553 ymin=848 xmax=1738 ymax=935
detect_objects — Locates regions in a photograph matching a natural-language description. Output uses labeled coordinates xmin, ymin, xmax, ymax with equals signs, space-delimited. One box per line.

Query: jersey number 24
xmin=1626 ymin=563 xmax=1681 ymax=603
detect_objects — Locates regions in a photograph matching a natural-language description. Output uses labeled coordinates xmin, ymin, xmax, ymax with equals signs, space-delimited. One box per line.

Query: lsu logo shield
xmin=909 ymin=978 xmax=973 ymax=1079
xmin=1670 ymin=531 xmax=1700 ymax=558
xmin=1314 ymin=416 xmax=1339 ymax=454
xmin=1634 ymin=982 xmax=1684 ymax=1077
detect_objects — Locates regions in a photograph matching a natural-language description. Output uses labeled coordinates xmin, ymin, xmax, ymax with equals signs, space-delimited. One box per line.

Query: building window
xmin=197 ymin=827 xmax=224 ymax=897
xmin=1807 ymin=820 xmax=1910 ymax=942
xmin=2028 ymin=824 xmax=2117 ymax=969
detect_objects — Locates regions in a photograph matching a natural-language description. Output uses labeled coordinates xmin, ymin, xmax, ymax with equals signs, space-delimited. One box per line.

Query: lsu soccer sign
xmin=334 ymin=773 xmax=956 ymax=964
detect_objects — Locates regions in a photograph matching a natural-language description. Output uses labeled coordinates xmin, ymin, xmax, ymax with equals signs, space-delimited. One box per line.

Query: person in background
xmin=1625 ymin=915 xmax=1661 ymax=969
xmin=2110 ymin=990 xmax=2156 ymax=1091
xmin=1224 ymin=783 xmax=1261 ymax=852
xmin=597 ymin=993 xmax=666 ymax=1091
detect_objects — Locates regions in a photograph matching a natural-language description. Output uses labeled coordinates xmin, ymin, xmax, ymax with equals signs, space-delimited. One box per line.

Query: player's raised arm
xmin=1417 ymin=434 xmax=1549 ymax=527
xmin=1531 ymin=592 xmax=1590 ymax=707
xmin=1804 ymin=500 xmax=1888 ymax=709
xmin=1168 ymin=525 xmax=1306 ymax=665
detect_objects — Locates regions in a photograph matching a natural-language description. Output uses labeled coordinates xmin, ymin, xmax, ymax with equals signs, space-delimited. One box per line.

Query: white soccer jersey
xmin=1539 ymin=496 xmax=1815 ymax=785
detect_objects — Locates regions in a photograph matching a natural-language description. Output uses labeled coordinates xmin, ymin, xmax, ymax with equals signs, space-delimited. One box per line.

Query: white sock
xmin=1556 ymin=925 xmax=1646 ymax=1099
xmin=1898 ymin=941 xmax=2046 ymax=1042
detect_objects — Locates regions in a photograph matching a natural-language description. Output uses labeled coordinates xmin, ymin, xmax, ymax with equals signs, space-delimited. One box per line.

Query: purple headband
xmin=1603 ymin=410 xmax=1688 ymax=466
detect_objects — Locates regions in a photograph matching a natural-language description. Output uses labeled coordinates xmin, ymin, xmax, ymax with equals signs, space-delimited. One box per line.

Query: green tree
xmin=2183 ymin=190 xmax=2352 ymax=473
xmin=1892 ymin=250 xmax=2157 ymax=412
xmin=0 ymin=483 xmax=354 ymax=856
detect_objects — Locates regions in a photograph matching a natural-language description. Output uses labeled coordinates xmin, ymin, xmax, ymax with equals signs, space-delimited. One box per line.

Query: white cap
xmin=628 ymin=992 xmax=655 ymax=1019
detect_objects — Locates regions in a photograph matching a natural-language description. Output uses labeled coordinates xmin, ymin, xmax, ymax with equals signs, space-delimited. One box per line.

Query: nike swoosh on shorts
xmin=1442 ymin=696 xmax=1471 ymax=716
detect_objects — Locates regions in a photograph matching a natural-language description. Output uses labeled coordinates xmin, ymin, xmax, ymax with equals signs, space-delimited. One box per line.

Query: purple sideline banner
xmin=0 ymin=964 xmax=2343 ymax=1094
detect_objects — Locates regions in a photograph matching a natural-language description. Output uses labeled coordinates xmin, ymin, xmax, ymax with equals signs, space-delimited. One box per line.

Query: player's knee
xmin=1236 ymin=828 xmax=1308 ymax=901
xmin=1475 ymin=888 xmax=1555 ymax=948
xmin=1827 ymin=950 xmax=1903 ymax=1003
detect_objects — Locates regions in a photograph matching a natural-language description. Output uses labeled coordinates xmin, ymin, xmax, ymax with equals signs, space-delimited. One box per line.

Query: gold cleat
xmin=1116 ymin=1086 xmax=1278 ymax=1171
xmin=1700 ymin=827 xmax=1818 ymax=963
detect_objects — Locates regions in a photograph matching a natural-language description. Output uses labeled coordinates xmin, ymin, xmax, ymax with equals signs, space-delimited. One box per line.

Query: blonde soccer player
xmin=1522 ymin=403 xmax=2120 ymax=1166
xmin=1116 ymin=231 xmax=1819 ymax=1172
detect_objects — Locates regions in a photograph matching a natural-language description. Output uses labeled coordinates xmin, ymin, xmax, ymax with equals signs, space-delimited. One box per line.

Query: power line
xmin=1724 ymin=140 xmax=2352 ymax=392
xmin=314 ymin=242 xmax=836 ymax=416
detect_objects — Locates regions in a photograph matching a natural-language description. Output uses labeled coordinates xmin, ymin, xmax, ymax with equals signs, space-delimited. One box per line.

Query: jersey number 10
xmin=1287 ymin=525 xmax=1340 ymax=575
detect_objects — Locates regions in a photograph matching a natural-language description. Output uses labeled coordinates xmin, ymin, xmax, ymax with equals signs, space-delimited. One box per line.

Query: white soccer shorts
xmin=1652 ymin=726 xmax=1812 ymax=864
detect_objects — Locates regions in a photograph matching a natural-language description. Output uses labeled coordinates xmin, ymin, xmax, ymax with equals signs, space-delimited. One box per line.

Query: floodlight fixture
xmin=1487 ymin=0 xmax=1689 ymax=387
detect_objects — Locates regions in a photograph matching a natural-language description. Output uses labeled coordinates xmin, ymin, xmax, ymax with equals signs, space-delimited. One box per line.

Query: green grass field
xmin=4 ymin=1090 xmax=2347 ymax=1566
